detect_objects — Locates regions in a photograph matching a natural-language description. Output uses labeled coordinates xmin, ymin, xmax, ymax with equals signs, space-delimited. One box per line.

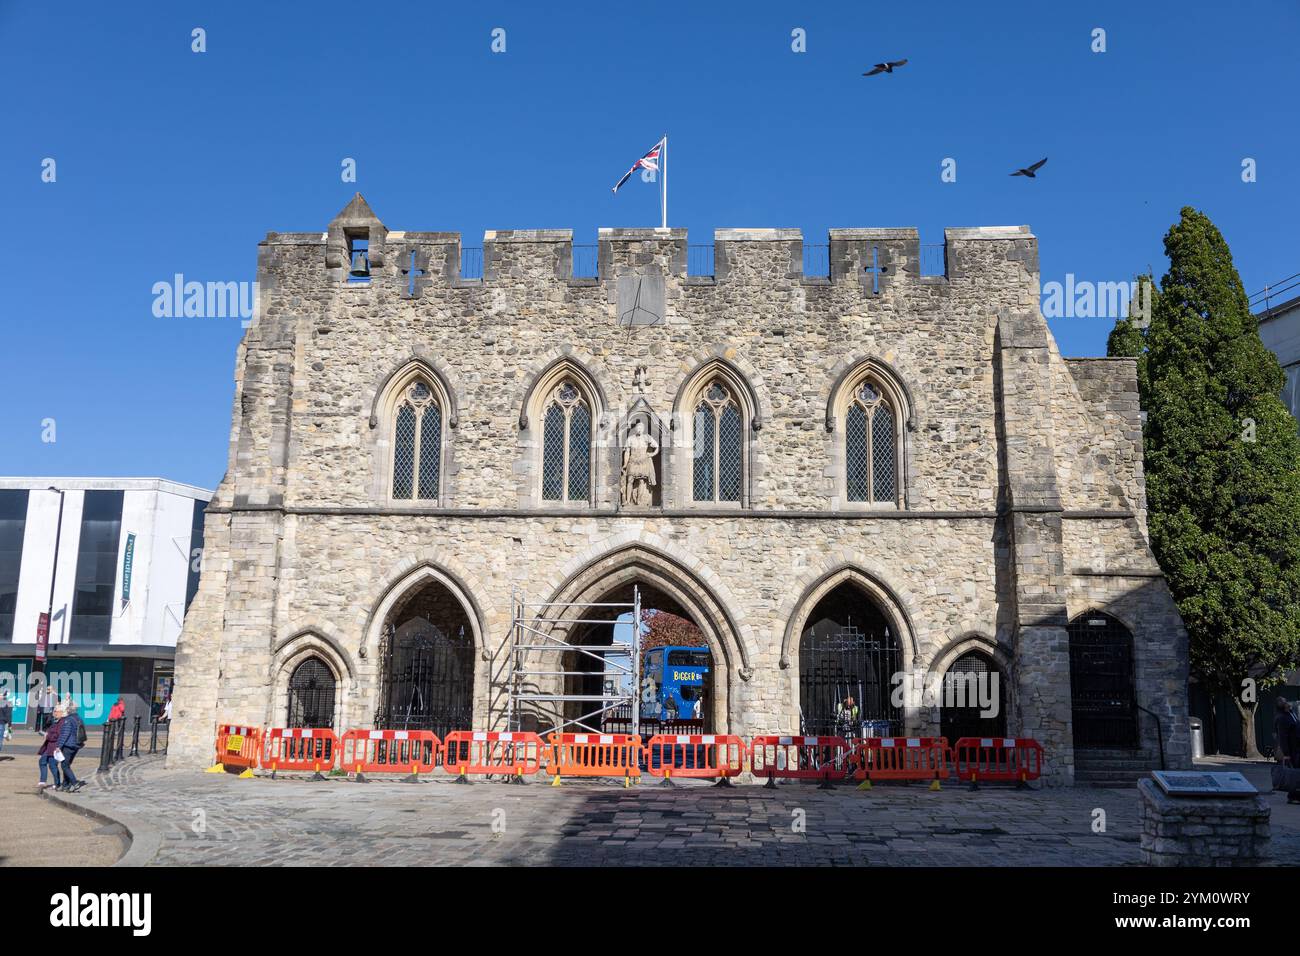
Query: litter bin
xmin=1189 ymin=717 xmax=1204 ymax=760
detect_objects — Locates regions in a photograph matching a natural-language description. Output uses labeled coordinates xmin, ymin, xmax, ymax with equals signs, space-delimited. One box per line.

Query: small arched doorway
xmin=287 ymin=656 xmax=337 ymax=729
xmin=798 ymin=581 xmax=901 ymax=736
xmin=939 ymin=650 xmax=1007 ymax=742
xmin=377 ymin=579 xmax=475 ymax=738
xmin=1068 ymin=610 xmax=1138 ymax=749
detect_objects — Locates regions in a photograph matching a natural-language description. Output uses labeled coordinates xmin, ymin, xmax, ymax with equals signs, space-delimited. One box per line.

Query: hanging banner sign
xmin=121 ymin=532 xmax=136 ymax=605
xmin=35 ymin=612 xmax=49 ymax=662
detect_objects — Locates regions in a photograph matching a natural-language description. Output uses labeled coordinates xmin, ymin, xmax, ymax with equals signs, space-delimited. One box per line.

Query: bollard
xmin=129 ymin=715 xmax=141 ymax=758
xmin=113 ymin=719 xmax=126 ymax=762
xmin=148 ymin=718 xmax=160 ymax=754
xmin=97 ymin=723 xmax=114 ymax=773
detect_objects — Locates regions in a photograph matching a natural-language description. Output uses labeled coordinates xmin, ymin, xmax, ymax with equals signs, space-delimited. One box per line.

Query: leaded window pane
xmin=846 ymin=403 xmax=870 ymax=502
xmin=418 ymin=404 xmax=441 ymax=500
xmin=692 ymin=403 xmax=715 ymax=502
xmin=567 ymin=402 xmax=591 ymax=501
xmin=393 ymin=404 xmax=416 ymax=499
xmin=718 ymin=404 xmax=742 ymax=502
xmin=542 ymin=403 xmax=566 ymax=501
xmin=872 ymin=404 xmax=896 ymax=502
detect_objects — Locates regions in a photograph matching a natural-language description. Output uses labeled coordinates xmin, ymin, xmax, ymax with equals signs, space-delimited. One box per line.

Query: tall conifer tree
xmin=1141 ymin=207 xmax=1300 ymax=756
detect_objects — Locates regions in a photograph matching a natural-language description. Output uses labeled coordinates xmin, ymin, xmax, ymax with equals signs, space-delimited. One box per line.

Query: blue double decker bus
xmin=641 ymin=645 xmax=711 ymax=722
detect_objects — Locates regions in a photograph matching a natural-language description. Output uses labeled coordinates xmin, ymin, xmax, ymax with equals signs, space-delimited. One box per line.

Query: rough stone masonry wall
xmin=167 ymin=197 xmax=1190 ymax=784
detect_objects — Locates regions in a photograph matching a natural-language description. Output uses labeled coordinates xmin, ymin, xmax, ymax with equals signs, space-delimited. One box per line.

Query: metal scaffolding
xmin=506 ymin=586 xmax=642 ymax=737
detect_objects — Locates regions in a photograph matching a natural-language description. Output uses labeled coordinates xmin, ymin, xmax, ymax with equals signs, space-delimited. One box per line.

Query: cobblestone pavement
xmin=49 ymin=756 xmax=1300 ymax=866
xmin=0 ymin=730 xmax=125 ymax=867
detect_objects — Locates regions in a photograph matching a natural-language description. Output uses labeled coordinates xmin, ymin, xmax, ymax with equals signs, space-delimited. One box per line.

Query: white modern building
xmin=0 ymin=478 xmax=212 ymax=727
xmin=1255 ymin=275 xmax=1300 ymax=425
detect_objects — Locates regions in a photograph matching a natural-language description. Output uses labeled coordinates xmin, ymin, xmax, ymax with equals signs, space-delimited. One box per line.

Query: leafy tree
xmin=1140 ymin=207 xmax=1300 ymax=757
xmin=639 ymin=609 xmax=706 ymax=660
xmin=1106 ymin=274 xmax=1156 ymax=358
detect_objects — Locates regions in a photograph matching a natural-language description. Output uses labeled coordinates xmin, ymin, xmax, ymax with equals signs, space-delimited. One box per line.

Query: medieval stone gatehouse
xmin=168 ymin=194 xmax=1190 ymax=784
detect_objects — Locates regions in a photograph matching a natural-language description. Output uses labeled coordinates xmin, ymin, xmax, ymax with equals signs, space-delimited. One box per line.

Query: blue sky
xmin=2 ymin=0 xmax=1297 ymax=489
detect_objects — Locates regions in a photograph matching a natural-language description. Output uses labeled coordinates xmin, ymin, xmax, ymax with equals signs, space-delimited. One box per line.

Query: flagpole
xmin=661 ymin=135 xmax=668 ymax=229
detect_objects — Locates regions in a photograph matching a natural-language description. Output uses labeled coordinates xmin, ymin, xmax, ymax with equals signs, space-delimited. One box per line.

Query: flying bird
xmin=1010 ymin=158 xmax=1048 ymax=178
xmin=863 ymin=59 xmax=908 ymax=76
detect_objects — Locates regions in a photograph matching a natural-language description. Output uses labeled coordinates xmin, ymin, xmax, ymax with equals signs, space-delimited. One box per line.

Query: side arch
xmin=269 ymin=632 xmax=350 ymax=732
xmin=778 ymin=562 xmax=919 ymax=670
xmin=362 ymin=557 xmax=493 ymax=664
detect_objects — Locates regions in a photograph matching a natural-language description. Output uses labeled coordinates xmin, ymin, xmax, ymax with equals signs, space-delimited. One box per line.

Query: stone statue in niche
xmin=620 ymin=419 xmax=659 ymax=507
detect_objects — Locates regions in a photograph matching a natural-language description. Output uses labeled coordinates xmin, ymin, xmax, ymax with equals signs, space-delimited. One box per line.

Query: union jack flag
xmin=611 ymin=138 xmax=664 ymax=194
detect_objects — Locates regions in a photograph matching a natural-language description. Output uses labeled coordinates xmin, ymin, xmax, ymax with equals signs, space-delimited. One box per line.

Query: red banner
xmin=35 ymin=612 xmax=49 ymax=662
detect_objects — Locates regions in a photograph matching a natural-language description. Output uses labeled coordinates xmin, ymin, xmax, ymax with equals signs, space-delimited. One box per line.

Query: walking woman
xmin=37 ymin=703 xmax=65 ymax=790
xmin=53 ymin=700 xmax=86 ymax=792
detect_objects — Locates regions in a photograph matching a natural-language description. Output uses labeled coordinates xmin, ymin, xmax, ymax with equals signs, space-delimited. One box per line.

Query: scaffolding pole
xmin=506 ymin=586 xmax=642 ymax=738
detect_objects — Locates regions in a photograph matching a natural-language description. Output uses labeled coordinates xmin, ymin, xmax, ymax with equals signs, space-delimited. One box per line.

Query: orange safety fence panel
xmin=547 ymin=733 xmax=642 ymax=778
xmin=850 ymin=737 xmax=950 ymax=781
xmin=952 ymin=737 xmax=1043 ymax=783
xmin=750 ymin=735 xmax=851 ymax=781
xmin=339 ymin=729 xmax=440 ymax=775
xmin=214 ymin=724 xmax=263 ymax=770
xmin=261 ymin=727 xmax=339 ymax=774
xmin=442 ymin=731 xmax=544 ymax=776
xmin=644 ymin=734 xmax=745 ymax=779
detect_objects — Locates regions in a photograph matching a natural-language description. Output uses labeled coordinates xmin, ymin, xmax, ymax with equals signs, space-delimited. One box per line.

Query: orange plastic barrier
xmin=850 ymin=737 xmax=949 ymax=785
xmin=442 ymin=731 xmax=544 ymax=779
xmin=952 ymin=737 xmax=1043 ymax=787
xmin=213 ymin=724 xmax=263 ymax=772
xmin=547 ymin=733 xmax=642 ymax=781
xmin=261 ymin=727 xmax=339 ymax=775
xmin=750 ymin=735 xmax=850 ymax=785
xmin=644 ymin=734 xmax=745 ymax=782
xmin=340 ymin=729 xmax=440 ymax=778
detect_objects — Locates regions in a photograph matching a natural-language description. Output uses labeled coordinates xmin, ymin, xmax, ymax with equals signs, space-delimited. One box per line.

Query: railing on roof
xmin=687 ymin=244 xmax=715 ymax=277
xmin=460 ymin=247 xmax=483 ymax=280
xmin=572 ymin=245 xmax=598 ymax=278
xmin=920 ymin=244 xmax=946 ymax=277
xmin=1251 ymin=272 xmax=1300 ymax=316
xmin=459 ymin=240 xmax=952 ymax=281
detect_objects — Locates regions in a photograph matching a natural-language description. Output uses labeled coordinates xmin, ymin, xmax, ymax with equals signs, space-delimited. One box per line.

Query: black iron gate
xmin=940 ymin=651 xmax=1007 ymax=742
xmin=1068 ymin=611 xmax=1138 ymax=749
xmin=799 ymin=622 xmax=901 ymax=737
xmin=287 ymin=657 xmax=336 ymax=729
xmin=376 ymin=621 xmax=473 ymax=739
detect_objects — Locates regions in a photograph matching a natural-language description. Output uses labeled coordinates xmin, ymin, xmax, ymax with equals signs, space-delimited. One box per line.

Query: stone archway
xmin=363 ymin=561 xmax=488 ymax=735
xmin=536 ymin=544 xmax=750 ymax=734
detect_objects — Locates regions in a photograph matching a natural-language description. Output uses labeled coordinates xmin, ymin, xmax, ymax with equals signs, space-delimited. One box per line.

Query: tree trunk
xmin=1232 ymin=696 xmax=1262 ymax=759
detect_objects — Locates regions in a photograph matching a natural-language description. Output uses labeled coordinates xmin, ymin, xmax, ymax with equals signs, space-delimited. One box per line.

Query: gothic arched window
xmin=845 ymin=379 xmax=898 ymax=504
xmin=392 ymin=380 xmax=442 ymax=501
xmin=692 ymin=380 xmax=744 ymax=503
xmin=541 ymin=380 xmax=592 ymax=502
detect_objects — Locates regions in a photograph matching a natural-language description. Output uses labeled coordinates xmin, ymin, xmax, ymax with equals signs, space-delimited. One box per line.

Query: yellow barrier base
xmin=856 ymin=778 xmax=872 ymax=791
xmin=205 ymin=763 xmax=225 ymax=774
xmin=239 ymin=767 xmax=255 ymax=779
xmin=929 ymin=778 xmax=941 ymax=791
xmin=551 ymin=773 xmax=562 ymax=787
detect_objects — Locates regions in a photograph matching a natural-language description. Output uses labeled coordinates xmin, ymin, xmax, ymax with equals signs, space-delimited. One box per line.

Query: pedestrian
xmin=0 ymin=691 xmax=12 ymax=757
xmin=37 ymin=703 xmax=66 ymax=790
xmin=163 ymin=695 xmax=173 ymax=722
xmin=1273 ymin=697 xmax=1300 ymax=805
xmin=53 ymin=699 xmax=86 ymax=793
xmin=40 ymin=686 xmax=56 ymax=731
xmin=109 ymin=696 xmax=125 ymax=723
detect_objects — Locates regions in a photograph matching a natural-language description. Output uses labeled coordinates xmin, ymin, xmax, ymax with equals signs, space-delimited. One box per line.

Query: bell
xmin=350 ymin=250 xmax=370 ymax=278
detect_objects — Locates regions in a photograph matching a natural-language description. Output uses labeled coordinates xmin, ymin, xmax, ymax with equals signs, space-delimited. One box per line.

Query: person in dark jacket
xmin=53 ymin=701 xmax=84 ymax=793
xmin=1274 ymin=697 xmax=1300 ymax=804
xmin=37 ymin=704 xmax=65 ymax=790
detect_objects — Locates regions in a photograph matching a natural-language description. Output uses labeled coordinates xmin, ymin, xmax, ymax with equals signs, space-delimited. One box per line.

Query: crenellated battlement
xmin=260 ymin=194 xmax=1038 ymax=295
